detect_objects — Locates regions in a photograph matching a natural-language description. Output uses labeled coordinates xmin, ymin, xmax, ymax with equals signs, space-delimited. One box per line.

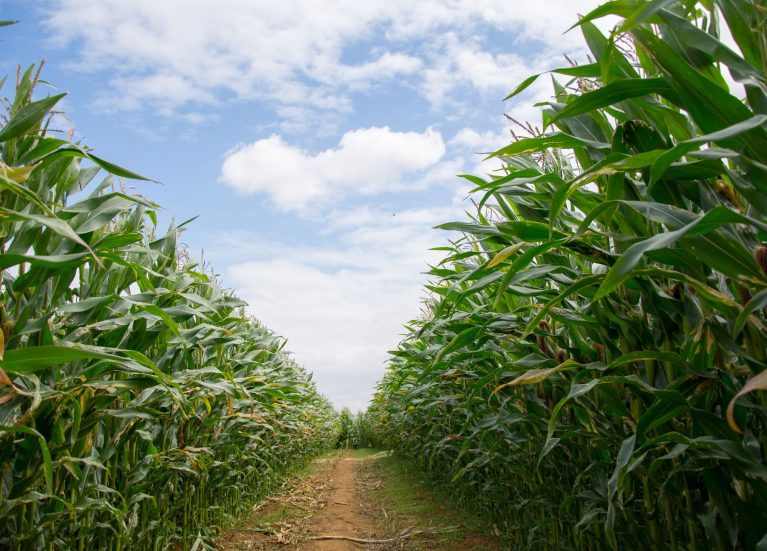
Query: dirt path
xmin=215 ymin=450 xmax=503 ymax=551
xmin=303 ymin=453 xmax=376 ymax=550
xmin=215 ymin=450 xmax=377 ymax=550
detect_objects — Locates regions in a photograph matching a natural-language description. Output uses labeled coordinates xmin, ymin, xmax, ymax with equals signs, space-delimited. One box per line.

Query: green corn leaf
xmin=595 ymin=206 xmax=767 ymax=300
xmin=734 ymin=289 xmax=767 ymax=337
xmin=504 ymin=63 xmax=605 ymax=101
xmin=0 ymin=208 xmax=98 ymax=263
xmin=727 ymin=370 xmax=767 ymax=434
xmin=489 ymin=133 xmax=611 ymax=158
xmin=53 ymin=146 xmax=155 ymax=181
xmin=550 ymin=78 xmax=680 ymax=125
xmin=0 ymin=425 xmax=54 ymax=492
xmin=0 ymin=93 xmax=65 ymax=142
xmin=1 ymin=344 xmax=125 ymax=373
xmin=0 ymin=252 xmax=91 ymax=270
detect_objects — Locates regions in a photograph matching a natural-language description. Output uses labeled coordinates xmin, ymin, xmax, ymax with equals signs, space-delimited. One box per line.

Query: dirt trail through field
xmin=215 ymin=450 xmax=501 ymax=551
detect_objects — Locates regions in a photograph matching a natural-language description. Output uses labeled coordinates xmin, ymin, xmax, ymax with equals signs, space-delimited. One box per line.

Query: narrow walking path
xmin=214 ymin=450 xmax=503 ymax=551
xmin=303 ymin=453 xmax=375 ymax=550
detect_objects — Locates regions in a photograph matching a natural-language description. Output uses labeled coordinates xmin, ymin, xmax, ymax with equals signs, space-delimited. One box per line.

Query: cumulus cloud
xmin=219 ymin=126 xmax=445 ymax=212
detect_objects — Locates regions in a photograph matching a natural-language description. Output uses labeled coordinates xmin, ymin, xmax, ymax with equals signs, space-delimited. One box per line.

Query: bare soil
xmin=302 ymin=453 xmax=376 ymax=550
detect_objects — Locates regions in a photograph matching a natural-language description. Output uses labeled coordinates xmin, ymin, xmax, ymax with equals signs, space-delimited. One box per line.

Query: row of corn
xmin=0 ymin=64 xmax=338 ymax=549
xmin=367 ymin=1 xmax=767 ymax=549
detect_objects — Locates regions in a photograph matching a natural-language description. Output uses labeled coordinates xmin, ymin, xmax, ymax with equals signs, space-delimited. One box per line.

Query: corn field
xmin=0 ymin=64 xmax=338 ymax=549
xmin=369 ymin=1 xmax=767 ymax=549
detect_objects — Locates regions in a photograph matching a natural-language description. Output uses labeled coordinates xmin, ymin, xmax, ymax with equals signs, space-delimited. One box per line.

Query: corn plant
xmin=335 ymin=408 xmax=375 ymax=449
xmin=370 ymin=1 xmax=767 ymax=549
xmin=0 ymin=63 xmax=338 ymax=550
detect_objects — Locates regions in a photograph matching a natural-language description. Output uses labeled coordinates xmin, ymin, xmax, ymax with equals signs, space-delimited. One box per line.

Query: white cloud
xmin=100 ymin=74 xmax=215 ymax=113
xmin=228 ymin=255 xmax=421 ymax=411
xmin=381 ymin=0 xmax=606 ymax=45
xmin=219 ymin=126 xmax=445 ymax=212
xmin=42 ymin=0 xmax=606 ymax=121
xmin=421 ymin=35 xmax=543 ymax=108
xmin=449 ymin=127 xmax=509 ymax=153
xmin=310 ymin=52 xmax=423 ymax=91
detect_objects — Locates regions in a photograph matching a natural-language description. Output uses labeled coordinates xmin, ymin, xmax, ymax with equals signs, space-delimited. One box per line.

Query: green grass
xmin=242 ymin=504 xmax=303 ymax=529
xmin=349 ymin=447 xmax=382 ymax=459
xmin=361 ymin=451 xmax=501 ymax=551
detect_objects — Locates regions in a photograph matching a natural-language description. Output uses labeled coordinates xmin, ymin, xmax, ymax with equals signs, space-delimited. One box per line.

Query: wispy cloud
xmin=42 ymin=0 xmax=606 ymax=123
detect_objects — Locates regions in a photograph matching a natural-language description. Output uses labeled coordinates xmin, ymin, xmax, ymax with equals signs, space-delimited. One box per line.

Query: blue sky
xmin=1 ymin=0 xmax=602 ymax=410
